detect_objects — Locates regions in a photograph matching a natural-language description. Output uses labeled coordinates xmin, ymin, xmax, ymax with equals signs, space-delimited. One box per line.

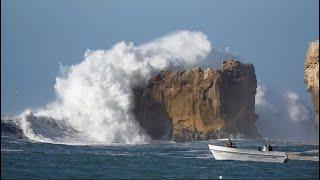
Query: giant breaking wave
xmin=5 ymin=31 xmax=212 ymax=145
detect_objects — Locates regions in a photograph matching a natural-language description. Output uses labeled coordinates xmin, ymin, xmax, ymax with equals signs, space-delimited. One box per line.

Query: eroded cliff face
xmin=133 ymin=60 xmax=260 ymax=141
xmin=304 ymin=40 xmax=319 ymax=125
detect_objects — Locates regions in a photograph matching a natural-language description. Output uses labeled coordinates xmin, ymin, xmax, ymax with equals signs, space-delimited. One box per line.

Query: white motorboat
xmin=208 ymin=144 xmax=288 ymax=163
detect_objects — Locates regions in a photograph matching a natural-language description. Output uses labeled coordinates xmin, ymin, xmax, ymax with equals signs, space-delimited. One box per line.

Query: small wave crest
xmin=1 ymin=149 xmax=23 ymax=153
xmin=1 ymin=118 xmax=23 ymax=138
xmin=18 ymin=111 xmax=90 ymax=145
xmin=6 ymin=111 xmax=143 ymax=145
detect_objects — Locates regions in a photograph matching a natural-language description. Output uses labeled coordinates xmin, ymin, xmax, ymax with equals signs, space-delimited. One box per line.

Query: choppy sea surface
xmin=1 ymin=134 xmax=319 ymax=179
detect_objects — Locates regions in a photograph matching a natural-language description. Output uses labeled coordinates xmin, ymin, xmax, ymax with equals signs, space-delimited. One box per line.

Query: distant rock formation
xmin=133 ymin=60 xmax=260 ymax=141
xmin=304 ymin=40 xmax=319 ymax=126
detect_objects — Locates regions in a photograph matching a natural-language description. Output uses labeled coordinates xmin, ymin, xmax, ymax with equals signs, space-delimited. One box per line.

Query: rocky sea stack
xmin=304 ymin=40 xmax=319 ymax=126
xmin=133 ymin=60 xmax=260 ymax=141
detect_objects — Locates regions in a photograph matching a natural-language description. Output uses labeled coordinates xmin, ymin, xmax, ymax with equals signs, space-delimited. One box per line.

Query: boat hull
xmin=208 ymin=144 xmax=288 ymax=163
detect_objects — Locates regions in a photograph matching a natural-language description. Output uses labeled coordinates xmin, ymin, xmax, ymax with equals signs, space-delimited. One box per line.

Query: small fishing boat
xmin=208 ymin=144 xmax=288 ymax=163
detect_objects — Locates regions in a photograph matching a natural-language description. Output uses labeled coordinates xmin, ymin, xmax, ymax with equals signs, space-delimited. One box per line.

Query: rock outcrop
xmin=133 ymin=60 xmax=260 ymax=141
xmin=304 ymin=40 xmax=319 ymax=125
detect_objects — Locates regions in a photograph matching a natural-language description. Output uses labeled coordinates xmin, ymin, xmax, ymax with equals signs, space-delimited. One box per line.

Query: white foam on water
xmin=1 ymin=149 xmax=23 ymax=153
xmin=287 ymin=154 xmax=319 ymax=162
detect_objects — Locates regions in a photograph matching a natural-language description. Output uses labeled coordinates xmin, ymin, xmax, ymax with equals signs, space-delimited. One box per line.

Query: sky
xmin=1 ymin=0 xmax=319 ymax=116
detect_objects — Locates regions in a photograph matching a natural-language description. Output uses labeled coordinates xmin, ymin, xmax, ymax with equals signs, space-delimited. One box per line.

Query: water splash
xmin=14 ymin=31 xmax=212 ymax=145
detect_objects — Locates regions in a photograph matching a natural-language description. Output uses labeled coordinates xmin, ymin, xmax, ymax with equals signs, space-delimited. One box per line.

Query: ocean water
xmin=1 ymin=135 xmax=319 ymax=179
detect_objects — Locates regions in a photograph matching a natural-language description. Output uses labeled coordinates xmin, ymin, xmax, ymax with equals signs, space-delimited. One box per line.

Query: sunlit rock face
xmin=304 ymin=40 xmax=319 ymax=126
xmin=133 ymin=60 xmax=260 ymax=141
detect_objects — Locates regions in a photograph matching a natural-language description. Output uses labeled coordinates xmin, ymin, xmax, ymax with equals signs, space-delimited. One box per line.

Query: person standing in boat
xmin=266 ymin=141 xmax=272 ymax=151
xmin=224 ymin=137 xmax=231 ymax=147
xmin=261 ymin=138 xmax=272 ymax=151
xmin=225 ymin=136 xmax=236 ymax=148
